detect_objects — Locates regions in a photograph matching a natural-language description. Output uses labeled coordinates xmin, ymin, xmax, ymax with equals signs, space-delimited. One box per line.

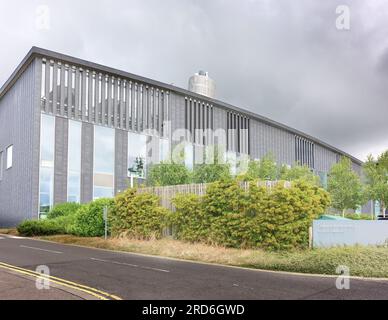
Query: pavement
xmin=0 ymin=268 xmax=95 ymax=300
xmin=1 ymin=233 xmax=388 ymax=300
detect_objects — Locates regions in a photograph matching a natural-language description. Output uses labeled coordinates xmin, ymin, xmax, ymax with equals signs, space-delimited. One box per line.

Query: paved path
xmin=0 ymin=268 xmax=93 ymax=300
xmin=1 ymin=234 xmax=388 ymax=300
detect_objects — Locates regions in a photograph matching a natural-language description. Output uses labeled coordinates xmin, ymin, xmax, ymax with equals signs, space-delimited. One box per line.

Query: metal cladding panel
xmin=314 ymin=144 xmax=337 ymax=172
xmin=80 ymin=122 xmax=94 ymax=203
xmin=0 ymin=61 xmax=38 ymax=227
xmin=213 ymin=106 xmax=226 ymax=131
xmin=115 ymin=128 xmax=129 ymax=194
xmin=170 ymin=92 xmax=185 ymax=142
xmin=249 ymin=119 xmax=294 ymax=165
xmin=54 ymin=116 xmax=68 ymax=204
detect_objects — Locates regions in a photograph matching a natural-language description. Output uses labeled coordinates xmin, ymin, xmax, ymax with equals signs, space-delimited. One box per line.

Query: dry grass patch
xmin=34 ymin=235 xmax=388 ymax=278
xmin=0 ymin=228 xmax=18 ymax=236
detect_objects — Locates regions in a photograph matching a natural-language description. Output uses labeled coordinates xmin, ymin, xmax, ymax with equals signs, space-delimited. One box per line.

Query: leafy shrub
xmin=111 ymin=189 xmax=169 ymax=239
xmin=250 ymin=180 xmax=330 ymax=250
xmin=47 ymin=202 xmax=82 ymax=219
xmin=279 ymin=164 xmax=320 ymax=185
xmin=171 ymin=194 xmax=211 ymax=242
xmin=72 ymin=198 xmax=114 ymax=237
xmin=147 ymin=163 xmax=191 ymax=186
xmin=171 ymin=180 xmax=330 ymax=250
xmin=54 ymin=214 xmax=78 ymax=234
xmin=239 ymin=154 xmax=278 ymax=181
xmin=192 ymin=163 xmax=231 ymax=184
xmin=17 ymin=219 xmax=65 ymax=237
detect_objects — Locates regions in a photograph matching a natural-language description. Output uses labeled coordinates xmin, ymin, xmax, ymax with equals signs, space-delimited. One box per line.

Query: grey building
xmin=0 ymin=47 xmax=371 ymax=227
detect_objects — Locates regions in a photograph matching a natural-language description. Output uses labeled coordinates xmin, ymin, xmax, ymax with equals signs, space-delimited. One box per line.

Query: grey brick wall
xmin=0 ymin=60 xmax=39 ymax=227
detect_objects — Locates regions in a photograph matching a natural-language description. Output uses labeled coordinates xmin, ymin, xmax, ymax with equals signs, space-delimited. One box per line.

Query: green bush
xmin=192 ymin=163 xmax=231 ymax=184
xmin=147 ymin=162 xmax=191 ymax=186
xmin=250 ymin=180 xmax=330 ymax=250
xmin=17 ymin=219 xmax=65 ymax=237
xmin=47 ymin=202 xmax=82 ymax=219
xmin=54 ymin=214 xmax=78 ymax=234
xmin=171 ymin=180 xmax=330 ymax=250
xmin=72 ymin=198 xmax=114 ymax=237
xmin=171 ymin=194 xmax=211 ymax=242
xmin=110 ymin=189 xmax=169 ymax=239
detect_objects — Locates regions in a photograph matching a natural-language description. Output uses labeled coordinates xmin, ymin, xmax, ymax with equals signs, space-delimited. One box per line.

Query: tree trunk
xmin=342 ymin=209 xmax=346 ymax=218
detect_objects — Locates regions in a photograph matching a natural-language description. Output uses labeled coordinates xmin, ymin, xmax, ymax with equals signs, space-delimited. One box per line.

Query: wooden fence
xmin=137 ymin=181 xmax=292 ymax=212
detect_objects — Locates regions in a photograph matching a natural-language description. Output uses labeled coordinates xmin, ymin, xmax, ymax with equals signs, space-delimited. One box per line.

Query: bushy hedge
xmin=171 ymin=194 xmax=211 ymax=242
xmin=47 ymin=202 xmax=82 ymax=219
xmin=17 ymin=219 xmax=65 ymax=237
xmin=171 ymin=180 xmax=330 ymax=250
xmin=72 ymin=198 xmax=114 ymax=237
xmin=110 ymin=189 xmax=169 ymax=239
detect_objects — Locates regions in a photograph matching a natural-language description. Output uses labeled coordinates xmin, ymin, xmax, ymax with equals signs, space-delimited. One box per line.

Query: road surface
xmin=0 ymin=234 xmax=387 ymax=300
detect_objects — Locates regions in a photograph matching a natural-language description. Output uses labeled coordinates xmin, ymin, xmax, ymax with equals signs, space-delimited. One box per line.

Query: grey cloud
xmin=0 ymin=0 xmax=387 ymax=161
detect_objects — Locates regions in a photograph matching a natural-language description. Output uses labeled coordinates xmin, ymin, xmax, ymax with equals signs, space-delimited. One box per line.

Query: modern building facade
xmin=0 ymin=47 xmax=371 ymax=227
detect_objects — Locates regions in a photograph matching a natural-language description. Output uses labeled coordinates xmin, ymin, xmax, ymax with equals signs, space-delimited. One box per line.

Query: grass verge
xmin=0 ymin=228 xmax=18 ymax=236
xmin=34 ymin=234 xmax=388 ymax=278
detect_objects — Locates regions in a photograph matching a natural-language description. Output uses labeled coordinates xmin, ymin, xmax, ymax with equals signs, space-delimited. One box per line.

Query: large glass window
xmin=128 ymin=132 xmax=147 ymax=178
xmin=184 ymin=144 xmax=194 ymax=170
xmin=67 ymin=120 xmax=82 ymax=202
xmin=159 ymin=139 xmax=170 ymax=163
xmin=93 ymin=126 xmax=115 ymax=199
xmin=39 ymin=114 xmax=55 ymax=216
xmin=6 ymin=145 xmax=13 ymax=169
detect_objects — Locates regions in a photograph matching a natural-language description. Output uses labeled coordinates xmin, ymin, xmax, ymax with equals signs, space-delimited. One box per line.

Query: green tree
xmin=279 ymin=164 xmax=320 ymax=185
xmin=241 ymin=154 xmax=278 ymax=181
xmin=363 ymin=151 xmax=388 ymax=217
xmin=327 ymin=157 xmax=365 ymax=217
xmin=192 ymin=163 xmax=231 ymax=183
xmin=147 ymin=162 xmax=191 ymax=186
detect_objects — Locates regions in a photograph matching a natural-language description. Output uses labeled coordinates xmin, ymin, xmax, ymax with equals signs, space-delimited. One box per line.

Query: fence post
xmin=309 ymin=226 xmax=313 ymax=249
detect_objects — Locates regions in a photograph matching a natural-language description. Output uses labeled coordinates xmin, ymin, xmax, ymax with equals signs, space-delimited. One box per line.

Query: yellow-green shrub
xmin=171 ymin=180 xmax=330 ymax=250
xmin=171 ymin=194 xmax=211 ymax=243
xmin=111 ymin=189 xmax=169 ymax=239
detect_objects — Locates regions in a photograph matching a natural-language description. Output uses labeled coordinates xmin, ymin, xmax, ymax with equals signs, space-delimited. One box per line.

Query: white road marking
xmin=19 ymin=245 xmax=63 ymax=254
xmin=5 ymin=236 xmax=25 ymax=239
xmin=90 ymin=257 xmax=170 ymax=273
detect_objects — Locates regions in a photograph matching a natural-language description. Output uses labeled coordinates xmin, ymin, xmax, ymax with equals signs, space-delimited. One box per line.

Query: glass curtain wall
xmin=93 ymin=126 xmax=115 ymax=199
xmin=39 ymin=114 xmax=55 ymax=217
xmin=128 ymin=132 xmax=147 ymax=178
xmin=67 ymin=120 xmax=82 ymax=202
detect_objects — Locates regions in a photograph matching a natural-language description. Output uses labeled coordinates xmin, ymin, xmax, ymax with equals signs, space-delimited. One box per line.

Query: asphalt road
xmin=0 ymin=234 xmax=388 ymax=300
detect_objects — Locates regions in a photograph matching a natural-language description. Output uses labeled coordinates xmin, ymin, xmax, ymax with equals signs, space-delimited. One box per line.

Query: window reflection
xmin=94 ymin=126 xmax=115 ymax=199
xmin=67 ymin=120 xmax=81 ymax=202
xmin=39 ymin=114 xmax=55 ymax=216
xmin=128 ymin=132 xmax=147 ymax=178
xmin=159 ymin=139 xmax=170 ymax=163
xmin=184 ymin=144 xmax=194 ymax=170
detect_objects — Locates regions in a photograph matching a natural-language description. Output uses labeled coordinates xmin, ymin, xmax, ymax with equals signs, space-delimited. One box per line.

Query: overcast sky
xmin=0 ymin=0 xmax=387 ymax=161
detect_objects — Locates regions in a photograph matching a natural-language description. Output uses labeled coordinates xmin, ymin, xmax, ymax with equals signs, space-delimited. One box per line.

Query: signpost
xmin=103 ymin=206 xmax=108 ymax=240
